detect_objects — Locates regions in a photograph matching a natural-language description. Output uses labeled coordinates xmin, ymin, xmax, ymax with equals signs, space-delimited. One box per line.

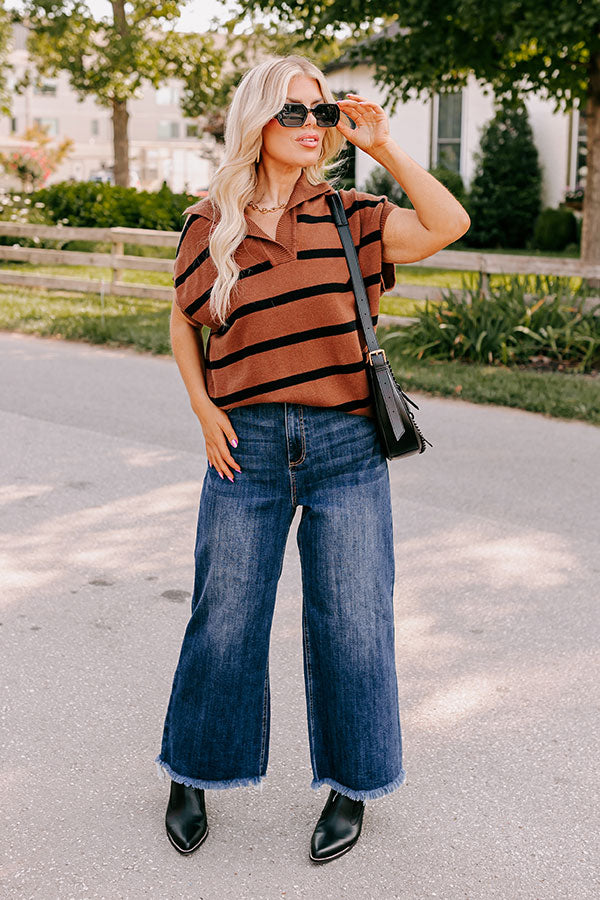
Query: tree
xmin=229 ymin=0 xmax=600 ymax=273
xmin=15 ymin=2 xmax=225 ymax=186
xmin=181 ymin=18 xmax=347 ymax=145
xmin=0 ymin=0 xmax=15 ymax=115
xmin=467 ymin=101 xmax=542 ymax=249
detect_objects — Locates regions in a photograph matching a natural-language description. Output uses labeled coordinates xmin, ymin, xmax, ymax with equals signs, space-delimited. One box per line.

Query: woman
xmin=154 ymin=54 xmax=470 ymax=862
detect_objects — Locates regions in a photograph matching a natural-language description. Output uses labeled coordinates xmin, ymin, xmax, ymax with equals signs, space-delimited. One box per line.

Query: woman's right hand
xmin=191 ymin=394 xmax=241 ymax=482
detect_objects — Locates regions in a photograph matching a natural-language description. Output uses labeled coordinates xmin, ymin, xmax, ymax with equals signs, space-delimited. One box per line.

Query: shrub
xmin=363 ymin=164 xmax=407 ymax=206
xmin=382 ymin=274 xmax=600 ymax=373
xmin=0 ymin=189 xmax=54 ymax=247
xmin=532 ymin=208 xmax=578 ymax=252
xmin=428 ymin=164 xmax=468 ymax=208
xmin=465 ymin=101 xmax=542 ymax=250
xmin=29 ymin=180 xmax=199 ymax=231
xmin=363 ymin=163 xmax=467 ymax=213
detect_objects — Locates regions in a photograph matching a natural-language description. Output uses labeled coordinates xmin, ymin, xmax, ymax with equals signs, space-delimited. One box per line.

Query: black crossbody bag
xmin=327 ymin=191 xmax=432 ymax=460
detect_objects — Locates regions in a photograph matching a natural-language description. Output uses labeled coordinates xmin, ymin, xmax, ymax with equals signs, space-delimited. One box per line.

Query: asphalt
xmin=1 ymin=330 xmax=598 ymax=900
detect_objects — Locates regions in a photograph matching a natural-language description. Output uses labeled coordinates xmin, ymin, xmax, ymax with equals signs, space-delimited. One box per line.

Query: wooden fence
xmin=1 ymin=222 xmax=598 ymax=324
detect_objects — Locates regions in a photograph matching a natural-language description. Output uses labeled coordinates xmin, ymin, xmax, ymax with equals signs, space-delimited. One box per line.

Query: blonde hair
xmin=185 ymin=55 xmax=347 ymax=326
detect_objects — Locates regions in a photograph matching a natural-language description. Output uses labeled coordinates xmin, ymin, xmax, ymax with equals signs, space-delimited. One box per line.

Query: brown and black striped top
xmin=173 ymin=170 xmax=398 ymax=418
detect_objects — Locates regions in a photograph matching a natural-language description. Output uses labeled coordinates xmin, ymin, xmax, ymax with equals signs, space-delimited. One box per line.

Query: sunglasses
xmin=274 ymin=102 xmax=341 ymax=128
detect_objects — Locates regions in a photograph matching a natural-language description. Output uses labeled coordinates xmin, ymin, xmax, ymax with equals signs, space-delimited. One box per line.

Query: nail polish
xmin=231 ymin=438 xmax=238 ymax=448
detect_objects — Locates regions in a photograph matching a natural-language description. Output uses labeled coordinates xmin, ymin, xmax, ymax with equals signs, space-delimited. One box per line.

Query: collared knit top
xmin=173 ymin=170 xmax=398 ymax=419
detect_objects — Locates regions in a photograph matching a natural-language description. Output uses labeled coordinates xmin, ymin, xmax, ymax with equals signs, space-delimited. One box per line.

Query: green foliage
xmin=428 ymin=165 xmax=468 ymax=207
xmin=363 ymin=162 xmax=467 ymax=213
xmin=29 ymin=180 xmax=198 ymax=231
xmin=189 ymin=17 xmax=349 ymax=138
xmin=465 ymin=102 xmax=542 ymax=250
xmin=532 ymin=207 xmax=578 ymax=252
xmin=363 ymin=165 xmax=407 ymax=206
xmin=18 ymin=3 xmax=223 ymax=110
xmin=0 ymin=285 xmax=173 ymax=355
xmin=382 ymin=349 xmax=600 ymax=425
xmin=16 ymin=3 xmax=224 ymax=184
xmin=0 ymin=188 xmax=55 ymax=247
xmin=382 ymin=274 xmax=600 ymax=373
xmin=0 ymin=1 xmax=15 ymax=116
xmin=234 ymin=1 xmax=594 ymax=114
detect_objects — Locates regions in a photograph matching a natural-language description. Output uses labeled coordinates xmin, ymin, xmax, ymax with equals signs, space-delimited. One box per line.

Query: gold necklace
xmin=247 ymin=199 xmax=288 ymax=214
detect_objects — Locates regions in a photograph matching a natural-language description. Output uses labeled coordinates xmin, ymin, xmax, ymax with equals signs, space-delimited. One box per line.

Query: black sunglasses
xmin=274 ymin=102 xmax=340 ymax=128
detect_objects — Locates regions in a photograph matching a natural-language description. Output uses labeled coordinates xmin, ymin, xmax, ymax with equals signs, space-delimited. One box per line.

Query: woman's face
xmin=260 ymin=74 xmax=329 ymax=169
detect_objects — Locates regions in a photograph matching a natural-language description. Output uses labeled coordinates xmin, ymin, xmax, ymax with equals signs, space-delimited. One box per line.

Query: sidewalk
xmin=1 ymin=330 xmax=598 ymax=899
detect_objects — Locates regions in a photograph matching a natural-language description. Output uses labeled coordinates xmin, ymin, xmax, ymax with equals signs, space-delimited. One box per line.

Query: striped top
xmin=173 ymin=170 xmax=397 ymax=418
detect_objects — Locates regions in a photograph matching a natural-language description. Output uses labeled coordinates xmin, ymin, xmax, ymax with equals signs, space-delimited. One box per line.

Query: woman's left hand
xmin=335 ymin=93 xmax=392 ymax=155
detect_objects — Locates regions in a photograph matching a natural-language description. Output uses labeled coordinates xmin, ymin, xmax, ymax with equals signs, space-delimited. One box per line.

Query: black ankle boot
xmin=309 ymin=788 xmax=365 ymax=862
xmin=165 ymin=779 xmax=209 ymax=854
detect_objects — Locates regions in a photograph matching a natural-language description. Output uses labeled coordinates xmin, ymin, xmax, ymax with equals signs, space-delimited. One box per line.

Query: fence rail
xmin=0 ymin=222 xmax=598 ymax=311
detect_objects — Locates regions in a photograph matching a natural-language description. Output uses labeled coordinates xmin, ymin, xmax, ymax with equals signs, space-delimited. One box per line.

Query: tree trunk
xmin=112 ymin=97 xmax=129 ymax=187
xmin=580 ymin=51 xmax=600 ymax=288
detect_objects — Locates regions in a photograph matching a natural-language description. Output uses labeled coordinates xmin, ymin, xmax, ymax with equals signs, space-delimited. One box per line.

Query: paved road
xmin=1 ymin=331 xmax=598 ymax=900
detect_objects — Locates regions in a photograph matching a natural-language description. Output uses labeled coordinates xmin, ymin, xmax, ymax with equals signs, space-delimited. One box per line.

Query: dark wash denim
xmin=154 ymin=402 xmax=407 ymax=801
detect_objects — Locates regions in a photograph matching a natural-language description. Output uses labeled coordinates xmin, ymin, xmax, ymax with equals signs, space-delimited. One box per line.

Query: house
xmin=325 ymin=57 xmax=587 ymax=208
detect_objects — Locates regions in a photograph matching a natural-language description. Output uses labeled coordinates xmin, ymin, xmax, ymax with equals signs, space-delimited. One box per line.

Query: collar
xmin=182 ymin=169 xmax=334 ymax=225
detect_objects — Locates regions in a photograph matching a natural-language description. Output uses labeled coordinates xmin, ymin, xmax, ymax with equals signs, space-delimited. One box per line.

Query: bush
xmin=363 ymin=164 xmax=407 ymax=206
xmin=428 ymin=164 xmax=468 ymax=208
xmin=465 ymin=101 xmax=542 ymax=249
xmin=29 ymin=180 xmax=199 ymax=231
xmin=0 ymin=189 xmax=54 ymax=247
xmin=382 ymin=274 xmax=600 ymax=373
xmin=532 ymin=208 xmax=578 ymax=252
xmin=363 ymin=163 xmax=467 ymax=212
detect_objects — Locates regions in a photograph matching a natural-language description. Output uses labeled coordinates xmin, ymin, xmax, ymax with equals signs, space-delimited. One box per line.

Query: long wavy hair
xmin=184 ymin=55 xmax=347 ymax=326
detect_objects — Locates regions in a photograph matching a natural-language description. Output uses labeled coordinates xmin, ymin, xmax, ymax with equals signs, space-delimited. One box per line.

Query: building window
xmin=10 ymin=117 xmax=17 ymax=133
xmin=34 ymin=79 xmax=57 ymax=96
xmin=91 ymin=119 xmax=99 ymax=136
xmin=186 ymin=123 xmax=199 ymax=138
xmin=33 ymin=117 xmax=59 ymax=136
xmin=435 ymin=90 xmax=463 ymax=172
xmin=156 ymin=85 xmax=180 ymax=106
xmin=158 ymin=120 xmax=180 ymax=139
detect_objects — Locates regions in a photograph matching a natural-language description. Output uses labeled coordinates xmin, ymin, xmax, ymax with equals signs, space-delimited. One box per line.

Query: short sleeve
xmin=338 ymin=188 xmax=398 ymax=294
xmin=173 ymin=214 xmax=218 ymax=329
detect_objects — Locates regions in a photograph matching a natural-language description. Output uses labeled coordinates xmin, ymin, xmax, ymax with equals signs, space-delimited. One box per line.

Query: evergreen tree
xmin=467 ymin=102 xmax=542 ymax=249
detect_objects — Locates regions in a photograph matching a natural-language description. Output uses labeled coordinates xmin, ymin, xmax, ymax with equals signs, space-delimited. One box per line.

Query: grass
xmin=0 ymin=273 xmax=597 ymax=427
xmin=382 ymin=338 xmax=600 ymax=426
xmin=380 ymin=265 xmax=591 ymax=316
xmin=0 ymin=259 xmax=174 ymax=287
xmin=0 ymin=283 xmax=173 ymax=354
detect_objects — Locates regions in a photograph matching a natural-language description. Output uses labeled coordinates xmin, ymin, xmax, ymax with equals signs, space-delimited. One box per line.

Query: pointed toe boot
xmin=165 ymin=779 xmax=209 ymax=854
xmin=309 ymin=788 xmax=365 ymax=863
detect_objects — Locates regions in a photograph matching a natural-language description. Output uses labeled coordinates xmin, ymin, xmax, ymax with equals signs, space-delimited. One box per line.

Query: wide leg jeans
xmin=154 ymin=402 xmax=407 ymax=801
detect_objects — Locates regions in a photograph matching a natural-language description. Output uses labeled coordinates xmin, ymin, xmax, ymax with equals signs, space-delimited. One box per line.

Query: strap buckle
xmin=366 ymin=348 xmax=387 ymax=366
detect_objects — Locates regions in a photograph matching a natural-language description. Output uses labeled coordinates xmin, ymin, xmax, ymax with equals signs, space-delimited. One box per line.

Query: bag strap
xmin=328 ymin=190 xmax=432 ymax=449
xmin=326 ymin=191 xmax=382 ymax=363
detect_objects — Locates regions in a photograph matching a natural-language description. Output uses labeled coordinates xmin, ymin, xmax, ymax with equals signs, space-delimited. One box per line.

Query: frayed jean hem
xmin=154 ymin=756 xmax=265 ymax=792
xmin=310 ymin=768 xmax=407 ymax=801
